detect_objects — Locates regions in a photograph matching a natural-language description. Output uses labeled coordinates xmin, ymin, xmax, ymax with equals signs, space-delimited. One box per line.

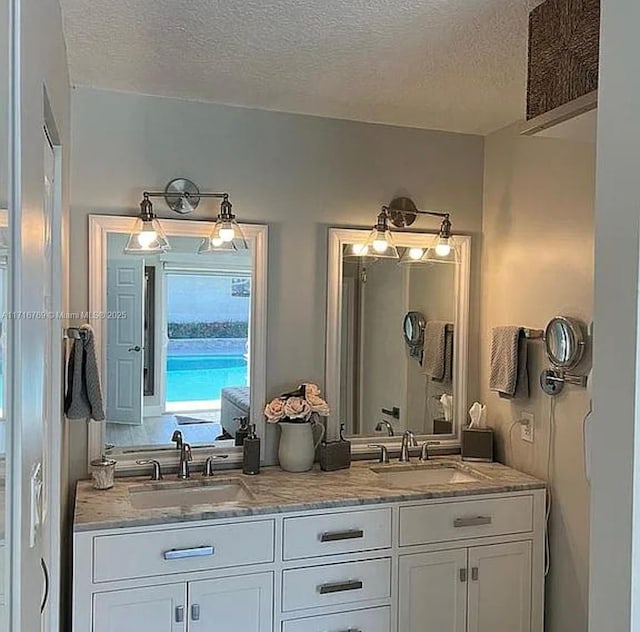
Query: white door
xmin=93 ymin=584 xmax=187 ymax=632
xmin=106 ymin=259 xmax=144 ymax=424
xmin=399 ymin=550 xmax=467 ymax=632
xmin=188 ymin=572 xmax=273 ymax=632
xmin=467 ymin=541 xmax=532 ymax=632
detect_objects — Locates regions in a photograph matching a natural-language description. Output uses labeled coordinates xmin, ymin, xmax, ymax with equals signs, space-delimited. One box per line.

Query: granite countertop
xmin=74 ymin=458 xmax=546 ymax=532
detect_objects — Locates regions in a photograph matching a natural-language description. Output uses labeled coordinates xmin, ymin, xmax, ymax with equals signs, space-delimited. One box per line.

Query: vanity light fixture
xmin=356 ymin=197 xmax=458 ymax=264
xmin=124 ymin=178 xmax=246 ymax=255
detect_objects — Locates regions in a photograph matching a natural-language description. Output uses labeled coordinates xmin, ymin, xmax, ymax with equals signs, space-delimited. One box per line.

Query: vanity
xmin=72 ymin=459 xmax=546 ymax=632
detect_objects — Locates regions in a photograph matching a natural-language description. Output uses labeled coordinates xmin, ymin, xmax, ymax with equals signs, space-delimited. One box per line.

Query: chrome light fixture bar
xmin=124 ymin=178 xmax=246 ymax=254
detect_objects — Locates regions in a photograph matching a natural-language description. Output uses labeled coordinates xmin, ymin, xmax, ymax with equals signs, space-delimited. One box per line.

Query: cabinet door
xmin=188 ymin=572 xmax=273 ymax=632
xmin=93 ymin=583 xmax=186 ymax=632
xmin=467 ymin=541 xmax=532 ymax=632
xmin=399 ymin=550 xmax=467 ymax=632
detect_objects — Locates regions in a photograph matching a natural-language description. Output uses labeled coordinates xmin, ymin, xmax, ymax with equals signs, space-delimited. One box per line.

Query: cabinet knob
xmin=175 ymin=606 xmax=184 ymax=623
xmin=471 ymin=567 xmax=479 ymax=581
xmin=191 ymin=603 xmax=201 ymax=621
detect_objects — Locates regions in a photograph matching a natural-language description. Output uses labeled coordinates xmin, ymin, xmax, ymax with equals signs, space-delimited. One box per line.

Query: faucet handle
xmin=136 ymin=459 xmax=163 ymax=480
xmin=203 ymin=454 xmax=229 ymax=477
xmin=419 ymin=441 xmax=441 ymax=462
xmin=181 ymin=443 xmax=193 ymax=461
xmin=368 ymin=444 xmax=390 ymax=464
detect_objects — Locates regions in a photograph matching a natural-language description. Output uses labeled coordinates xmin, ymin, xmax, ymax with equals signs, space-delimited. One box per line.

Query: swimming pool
xmin=166 ymin=354 xmax=248 ymax=403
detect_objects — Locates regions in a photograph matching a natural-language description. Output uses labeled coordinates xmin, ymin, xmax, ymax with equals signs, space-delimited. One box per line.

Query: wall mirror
xmin=326 ymin=228 xmax=470 ymax=447
xmin=87 ymin=215 xmax=267 ymax=469
xmin=545 ymin=316 xmax=585 ymax=370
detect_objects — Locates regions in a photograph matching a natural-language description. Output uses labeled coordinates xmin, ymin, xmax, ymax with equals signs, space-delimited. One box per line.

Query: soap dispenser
xmin=242 ymin=424 xmax=261 ymax=475
xmin=234 ymin=416 xmax=250 ymax=446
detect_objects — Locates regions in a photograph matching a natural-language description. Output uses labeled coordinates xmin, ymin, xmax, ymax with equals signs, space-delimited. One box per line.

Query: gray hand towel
xmin=489 ymin=326 xmax=529 ymax=399
xmin=432 ymin=325 xmax=454 ymax=384
xmin=423 ymin=321 xmax=448 ymax=380
xmin=64 ymin=324 xmax=106 ymax=421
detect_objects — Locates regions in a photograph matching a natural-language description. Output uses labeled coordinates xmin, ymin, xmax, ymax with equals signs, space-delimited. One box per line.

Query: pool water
xmin=166 ymin=355 xmax=248 ymax=403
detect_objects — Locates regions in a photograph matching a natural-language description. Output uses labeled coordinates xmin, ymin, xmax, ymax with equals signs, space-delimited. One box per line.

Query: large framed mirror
xmin=87 ymin=215 xmax=267 ymax=470
xmin=325 ymin=228 xmax=471 ymax=448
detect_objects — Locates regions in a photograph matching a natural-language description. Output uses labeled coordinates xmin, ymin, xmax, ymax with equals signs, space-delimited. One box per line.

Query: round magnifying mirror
xmin=403 ymin=311 xmax=425 ymax=347
xmin=544 ymin=316 xmax=585 ymax=370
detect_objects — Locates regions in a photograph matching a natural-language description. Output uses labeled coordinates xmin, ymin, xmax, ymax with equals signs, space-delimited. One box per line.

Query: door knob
xmin=128 ymin=345 xmax=141 ymax=352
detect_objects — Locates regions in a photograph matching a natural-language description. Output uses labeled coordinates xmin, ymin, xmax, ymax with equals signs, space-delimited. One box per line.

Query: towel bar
xmin=64 ymin=326 xmax=88 ymax=340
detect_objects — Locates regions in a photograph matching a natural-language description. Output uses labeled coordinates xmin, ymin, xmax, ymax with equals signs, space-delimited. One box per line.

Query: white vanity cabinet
xmin=399 ymin=542 xmax=532 ymax=632
xmin=73 ymin=489 xmax=545 ymax=632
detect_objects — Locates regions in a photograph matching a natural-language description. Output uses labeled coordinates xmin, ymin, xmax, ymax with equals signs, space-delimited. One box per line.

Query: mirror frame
xmin=87 ymin=214 xmax=268 ymax=471
xmin=325 ymin=228 xmax=471 ymax=448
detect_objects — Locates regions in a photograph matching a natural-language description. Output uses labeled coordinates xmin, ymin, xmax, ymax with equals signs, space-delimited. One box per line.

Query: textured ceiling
xmin=60 ymin=0 xmax=543 ymax=135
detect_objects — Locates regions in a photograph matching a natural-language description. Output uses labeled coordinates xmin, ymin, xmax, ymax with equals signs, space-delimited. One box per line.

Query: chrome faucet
xmin=177 ymin=443 xmax=192 ymax=479
xmin=419 ymin=441 xmax=441 ymax=462
xmin=375 ymin=420 xmax=395 ymax=436
xmin=399 ymin=430 xmax=418 ymax=462
xmin=171 ymin=430 xmax=183 ymax=450
xmin=203 ymin=453 xmax=229 ymax=477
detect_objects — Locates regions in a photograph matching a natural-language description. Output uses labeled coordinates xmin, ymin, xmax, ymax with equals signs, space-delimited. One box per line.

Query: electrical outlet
xmin=521 ymin=412 xmax=534 ymax=444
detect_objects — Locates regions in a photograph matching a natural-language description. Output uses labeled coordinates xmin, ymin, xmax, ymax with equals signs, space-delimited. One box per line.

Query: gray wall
xmin=68 ymin=87 xmax=485 ymax=481
xmin=481 ymin=123 xmax=595 ymax=631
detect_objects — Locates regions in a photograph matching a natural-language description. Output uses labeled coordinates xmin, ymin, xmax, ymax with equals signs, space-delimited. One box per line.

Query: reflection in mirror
xmin=0 ymin=0 xmax=8 ymax=621
xmin=327 ymin=229 xmax=470 ymax=446
xmin=88 ymin=216 xmax=267 ymax=466
xmin=544 ymin=316 xmax=585 ymax=370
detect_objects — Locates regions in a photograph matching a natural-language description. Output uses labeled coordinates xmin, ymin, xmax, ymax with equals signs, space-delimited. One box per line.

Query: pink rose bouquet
xmin=264 ymin=383 xmax=330 ymax=424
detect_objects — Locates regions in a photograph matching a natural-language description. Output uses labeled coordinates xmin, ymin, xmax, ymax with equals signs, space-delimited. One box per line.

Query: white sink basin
xmin=128 ymin=478 xmax=254 ymax=510
xmin=371 ymin=464 xmax=482 ymax=487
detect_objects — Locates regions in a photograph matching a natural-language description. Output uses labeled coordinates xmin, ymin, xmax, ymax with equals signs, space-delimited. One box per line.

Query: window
xmin=164 ymin=270 xmax=250 ymax=413
xmin=231 ymin=277 xmax=250 ymax=297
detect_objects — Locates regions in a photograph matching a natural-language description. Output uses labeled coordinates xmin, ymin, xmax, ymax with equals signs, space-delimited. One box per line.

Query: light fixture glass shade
xmin=362 ymin=226 xmax=399 ymax=260
xmin=421 ymin=236 xmax=459 ymax=264
xmin=398 ymin=246 xmax=427 ymax=265
xmin=124 ymin=217 xmax=170 ymax=253
xmin=198 ymin=219 xmax=248 ymax=254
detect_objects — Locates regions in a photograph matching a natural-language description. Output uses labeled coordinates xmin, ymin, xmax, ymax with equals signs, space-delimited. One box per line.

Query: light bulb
xmin=352 ymin=243 xmax=369 ymax=256
xmin=219 ymin=224 xmax=235 ymax=242
xmin=137 ymin=229 xmax=157 ymax=249
xmin=408 ymin=247 xmax=424 ymax=260
xmin=435 ymin=241 xmax=451 ymax=257
xmin=372 ymin=235 xmax=389 ymax=253
xmin=210 ymin=236 xmax=224 ymax=247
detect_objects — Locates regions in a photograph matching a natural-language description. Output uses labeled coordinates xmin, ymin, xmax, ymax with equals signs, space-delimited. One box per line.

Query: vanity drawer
xmin=282 ymin=606 xmax=391 ymax=632
xmin=92 ymin=519 xmax=275 ymax=583
xmin=399 ymin=495 xmax=534 ymax=546
xmin=282 ymin=558 xmax=391 ymax=613
xmin=283 ymin=508 xmax=392 ymax=560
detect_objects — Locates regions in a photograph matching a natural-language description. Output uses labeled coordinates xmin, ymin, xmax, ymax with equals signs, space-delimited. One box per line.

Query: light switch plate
xmin=521 ymin=413 xmax=535 ymax=444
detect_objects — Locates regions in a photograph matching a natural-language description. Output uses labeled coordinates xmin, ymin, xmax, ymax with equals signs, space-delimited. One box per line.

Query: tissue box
xmin=319 ymin=440 xmax=351 ymax=471
xmin=462 ymin=428 xmax=494 ymax=462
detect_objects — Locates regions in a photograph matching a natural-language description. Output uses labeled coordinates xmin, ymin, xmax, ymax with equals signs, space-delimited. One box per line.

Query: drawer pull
xmin=453 ymin=516 xmax=492 ymax=528
xmin=163 ymin=545 xmax=215 ymax=560
xmin=317 ymin=579 xmax=364 ymax=595
xmin=320 ymin=529 xmax=365 ymax=543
